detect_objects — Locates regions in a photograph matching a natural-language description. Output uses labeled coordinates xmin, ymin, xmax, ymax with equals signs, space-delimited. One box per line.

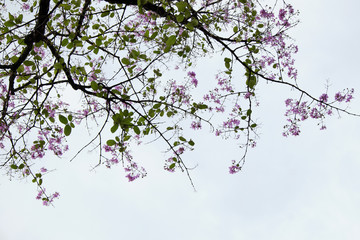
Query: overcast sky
xmin=1 ymin=0 xmax=360 ymax=239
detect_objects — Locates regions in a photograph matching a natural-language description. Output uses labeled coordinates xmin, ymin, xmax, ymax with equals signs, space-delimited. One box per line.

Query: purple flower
xmin=319 ymin=93 xmax=328 ymax=103
xmin=22 ymin=3 xmax=30 ymax=10
xmin=125 ymin=173 xmax=140 ymax=182
xmin=335 ymin=92 xmax=345 ymax=102
xmin=260 ymin=9 xmax=274 ymax=19
xmin=279 ymin=9 xmax=287 ymax=21
xmin=191 ymin=78 xmax=198 ymax=87
xmin=177 ymin=147 xmax=185 ymax=154
xmin=244 ymin=92 xmax=252 ymax=99
xmin=285 ymin=98 xmax=292 ymax=106
xmin=191 ymin=121 xmax=201 ymax=130
xmin=229 ymin=160 xmax=241 ymax=174
xmin=309 ymin=108 xmax=322 ymax=119
xmin=187 ymin=71 xmax=196 ymax=78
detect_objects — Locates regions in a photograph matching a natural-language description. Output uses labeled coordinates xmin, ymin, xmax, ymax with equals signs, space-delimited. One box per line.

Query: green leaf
xmin=90 ymin=81 xmax=98 ymax=91
xmin=61 ymin=38 xmax=69 ymax=47
xmin=17 ymin=65 xmax=24 ymax=73
xmin=149 ymin=109 xmax=155 ymax=118
xmin=133 ymin=126 xmax=140 ymax=135
xmin=164 ymin=45 xmax=171 ymax=53
xmin=185 ymin=22 xmax=194 ymax=31
xmin=191 ymin=18 xmax=199 ymax=27
xmin=59 ymin=115 xmax=68 ymax=124
xmin=10 ymin=56 xmax=18 ymax=63
xmin=179 ymin=136 xmax=186 ymax=142
xmin=224 ymin=57 xmax=231 ymax=69
xmin=175 ymin=1 xmax=187 ymax=12
xmin=188 ymin=140 xmax=195 ymax=146
xmin=111 ymin=124 xmax=119 ymax=133
xmin=153 ymin=103 xmax=161 ymax=109
xmin=101 ymin=11 xmax=110 ymax=17
xmin=169 ymin=163 xmax=176 ymax=169
xmin=64 ymin=125 xmax=72 ymax=136
xmin=106 ymin=139 xmax=116 ymax=146
xmin=24 ymin=60 xmax=34 ymax=66
xmin=246 ymin=75 xmax=257 ymax=89
xmin=54 ymin=62 xmax=63 ymax=70
xmin=176 ymin=14 xmax=184 ymax=23
xmin=66 ymin=42 xmax=74 ymax=49
xmin=10 ymin=164 xmax=18 ymax=169
xmin=233 ymin=26 xmax=239 ymax=33
xmin=150 ymin=32 xmax=158 ymax=39
xmin=197 ymin=104 xmax=208 ymax=110
xmin=166 ymin=35 xmax=177 ymax=47
xmin=4 ymin=20 xmax=15 ymax=27
xmin=121 ymin=58 xmax=130 ymax=65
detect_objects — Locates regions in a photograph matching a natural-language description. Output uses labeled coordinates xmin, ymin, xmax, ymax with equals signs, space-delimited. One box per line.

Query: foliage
xmin=0 ymin=0 xmax=357 ymax=205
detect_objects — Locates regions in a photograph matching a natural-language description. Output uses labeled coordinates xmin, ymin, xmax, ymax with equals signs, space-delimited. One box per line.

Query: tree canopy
xmin=0 ymin=0 xmax=357 ymax=205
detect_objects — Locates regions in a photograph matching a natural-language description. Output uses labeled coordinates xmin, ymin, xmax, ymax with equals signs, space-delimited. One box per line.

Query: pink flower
xmin=229 ymin=160 xmax=241 ymax=174
xmin=190 ymin=121 xmax=201 ymax=130
xmin=244 ymin=92 xmax=252 ymax=99
xmin=126 ymin=173 xmax=140 ymax=182
xmin=191 ymin=78 xmax=198 ymax=87
xmin=319 ymin=93 xmax=328 ymax=103
xmin=22 ymin=3 xmax=30 ymax=10
xmin=260 ymin=9 xmax=274 ymax=19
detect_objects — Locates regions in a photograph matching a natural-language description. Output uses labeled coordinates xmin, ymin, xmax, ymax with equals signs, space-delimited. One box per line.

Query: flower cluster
xmin=229 ymin=160 xmax=241 ymax=174
xmin=283 ymin=89 xmax=355 ymax=136
xmin=30 ymin=127 xmax=69 ymax=159
xmin=187 ymin=71 xmax=198 ymax=87
xmin=103 ymin=141 xmax=146 ymax=181
xmin=36 ymin=189 xmax=60 ymax=206
xmin=168 ymin=80 xmax=192 ymax=105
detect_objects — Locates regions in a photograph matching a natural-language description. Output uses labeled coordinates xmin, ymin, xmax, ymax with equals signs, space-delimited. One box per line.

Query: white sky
xmin=1 ymin=0 xmax=360 ymax=239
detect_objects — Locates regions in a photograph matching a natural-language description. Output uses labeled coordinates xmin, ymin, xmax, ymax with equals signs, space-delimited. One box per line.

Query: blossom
xmin=190 ymin=121 xmax=201 ymax=130
xmin=187 ymin=71 xmax=196 ymax=78
xmin=244 ymin=92 xmax=252 ymax=99
xmin=319 ymin=93 xmax=328 ymax=103
xmin=22 ymin=3 xmax=30 ymax=10
xmin=33 ymin=46 xmax=45 ymax=58
xmin=260 ymin=9 xmax=274 ymax=19
xmin=309 ymin=108 xmax=322 ymax=119
xmin=335 ymin=92 xmax=345 ymax=102
xmin=187 ymin=71 xmax=198 ymax=87
xmin=229 ymin=160 xmax=241 ymax=174
xmin=191 ymin=78 xmax=198 ymax=87
xmin=279 ymin=9 xmax=287 ymax=21
xmin=125 ymin=173 xmax=140 ymax=182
